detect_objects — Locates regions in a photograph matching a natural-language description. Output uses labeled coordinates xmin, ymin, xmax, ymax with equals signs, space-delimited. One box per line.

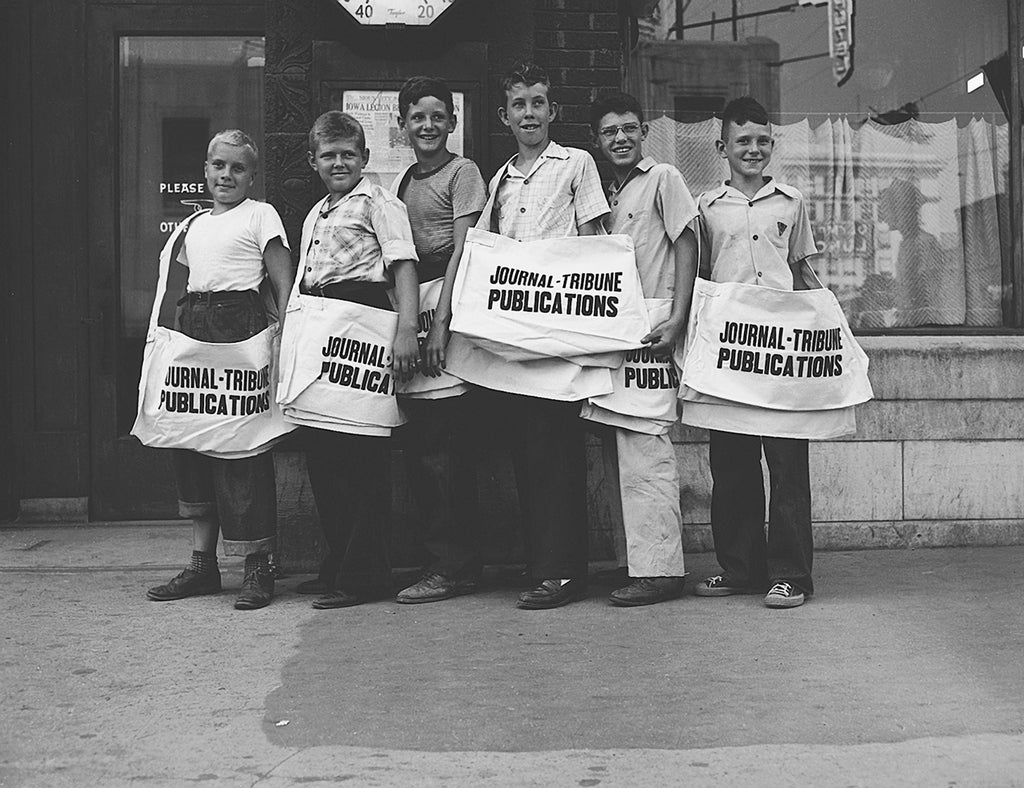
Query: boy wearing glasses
xmin=590 ymin=92 xmax=698 ymax=606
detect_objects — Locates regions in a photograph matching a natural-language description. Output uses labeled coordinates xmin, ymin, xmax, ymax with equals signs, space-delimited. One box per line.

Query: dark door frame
xmin=86 ymin=2 xmax=264 ymax=519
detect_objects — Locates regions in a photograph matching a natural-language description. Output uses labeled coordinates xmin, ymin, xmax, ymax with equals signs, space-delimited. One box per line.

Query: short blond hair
xmin=206 ymin=129 xmax=259 ymax=166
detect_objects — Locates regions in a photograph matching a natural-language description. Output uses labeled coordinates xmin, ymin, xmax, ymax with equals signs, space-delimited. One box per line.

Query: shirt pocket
xmin=764 ymin=215 xmax=793 ymax=253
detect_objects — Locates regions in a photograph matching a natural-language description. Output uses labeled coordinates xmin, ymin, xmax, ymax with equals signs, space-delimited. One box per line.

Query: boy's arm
xmin=263 ymin=236 xmax=295 ymax=320
xmin=423 ymin=212 xmax=480 ymax=376
xmin=643 ymin=226 xmax=697 ymax=356
xmin=790 ymin=258 xmax=821 ymax=290
xmin=390 ymin=258 xmax=420 ymax=382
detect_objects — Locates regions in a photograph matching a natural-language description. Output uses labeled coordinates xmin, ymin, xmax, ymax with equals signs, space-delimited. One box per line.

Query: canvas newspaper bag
xmin=581 ymin=298 xmax=679 ymax=435
xmin=131 ymin=211 xmax=295 ymax=458
xmin=276 ymin=204 xmax=405 ymax=436
xmin=678 ymin=277 xmax=872 ymax=411
xmin=448 ymin=228 xmax=650 ymax=363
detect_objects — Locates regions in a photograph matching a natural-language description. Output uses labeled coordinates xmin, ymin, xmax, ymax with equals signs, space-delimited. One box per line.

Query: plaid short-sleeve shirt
xmin=300 ymin=177 xmax=418 ymax=289
xmin=477 ymin=141 xmax=609 ymax=241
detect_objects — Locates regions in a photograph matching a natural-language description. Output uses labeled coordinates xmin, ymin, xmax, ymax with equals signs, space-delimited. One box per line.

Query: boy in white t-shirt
xmin=146 ymin=129 xmax=294 ymax=611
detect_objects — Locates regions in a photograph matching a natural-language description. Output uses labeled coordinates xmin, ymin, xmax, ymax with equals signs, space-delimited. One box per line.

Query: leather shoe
xmin=396 ymin=572 xmax=477 ymax=604
xmin=312 ymin=589 xmax=363 ymax=609
xmin=235 ymin=566 xmax=274 ymax=610
xmin=147 ymin=568 xmax=221 ymax=601
xmin=516 ymin=578 xmax=585 ymax=610
xmin=609 ymin=577 xmax=684 ymax=607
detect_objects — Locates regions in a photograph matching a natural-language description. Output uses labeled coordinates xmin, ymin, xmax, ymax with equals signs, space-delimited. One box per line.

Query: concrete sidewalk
xmin=1 ymin=523 xmax=1023 ymax=787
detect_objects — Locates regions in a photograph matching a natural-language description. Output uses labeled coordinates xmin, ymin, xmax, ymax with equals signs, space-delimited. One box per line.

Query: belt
xmin=304 ymin=281 xmax=393 ymax=310
xmin=177 ymin=290 xmax=259 ymax=306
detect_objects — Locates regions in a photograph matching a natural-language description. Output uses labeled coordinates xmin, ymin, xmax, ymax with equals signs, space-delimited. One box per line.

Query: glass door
xmin=88 ymin=3 xmax=265 ymax=519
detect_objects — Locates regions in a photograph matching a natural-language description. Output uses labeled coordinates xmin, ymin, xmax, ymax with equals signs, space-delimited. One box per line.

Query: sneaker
xmin=764 ymin=581 xmax=805 ymax=608
xmin=234 ymin=566 xmax=274 ymax=610
xmin=396 ymin=572 xmax=477 ymax=604
xmin=609 ymin=577 xmax=684 ymax=607
xmin=693 ymin=575 xmax=752 ymax=597
xmin=147 ymin=568 xmax=221 ymax=601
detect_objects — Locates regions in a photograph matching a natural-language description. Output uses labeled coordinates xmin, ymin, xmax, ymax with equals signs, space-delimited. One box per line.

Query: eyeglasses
xmin=598 ymin=122 xmax=643 ymax=139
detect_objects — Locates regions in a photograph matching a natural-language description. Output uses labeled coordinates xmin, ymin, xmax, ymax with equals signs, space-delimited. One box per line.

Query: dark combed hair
xmin=308 ymin=111 xmax=366 ymax=152
xmin=589 ymin=92 xmax=645 ymax=132
xmin=397 ymin=75 xmax=455 ymax=118
xmin=719 ymin=96 xmax=770 ymax=141
xmin=500 ymin=61 xmax=550 ymax=94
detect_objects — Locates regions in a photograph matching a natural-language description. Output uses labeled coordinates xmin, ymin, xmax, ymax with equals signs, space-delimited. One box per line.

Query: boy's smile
xmin=205 ymin=142 xmax=256 ymax=212
xmin=399 ymin=95 xmax=455 ymax=159
xmin=500 ymin=82 xmax=557 ymax=151
xmin=309 ymin=136 xmax=369 ymax=199
xmin=717 ymin=120 xmax=774 ymax=181
xmin=595 ymin=110 xmax=647 ymax=179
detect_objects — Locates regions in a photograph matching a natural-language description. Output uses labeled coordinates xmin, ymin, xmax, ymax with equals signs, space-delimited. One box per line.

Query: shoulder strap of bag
xmin=146 ymin=209 xmax=210 ymax=337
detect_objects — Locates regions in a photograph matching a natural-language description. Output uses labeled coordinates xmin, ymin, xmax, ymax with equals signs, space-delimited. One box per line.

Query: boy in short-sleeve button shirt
xmin=589 ymin=92 xmax=699 ymax=607
xmin=693 ymin=97 xmax=821 ymax=610
xmin=473 ymin=63 xmax=609 ymax=610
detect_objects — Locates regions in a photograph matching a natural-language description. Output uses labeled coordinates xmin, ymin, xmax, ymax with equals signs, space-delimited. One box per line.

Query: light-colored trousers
xmin=602 ymin=428 xmax=686 ymax=577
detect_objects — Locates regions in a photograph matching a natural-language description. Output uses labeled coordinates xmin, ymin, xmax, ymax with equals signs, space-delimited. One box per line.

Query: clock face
xmin=331 ymin=0 xmax=456 ymax=26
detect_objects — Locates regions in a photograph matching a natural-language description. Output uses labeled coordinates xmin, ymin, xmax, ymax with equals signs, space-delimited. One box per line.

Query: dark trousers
xmin=172 ymin=290 xmax=276 ymax=554
xmin=398 ymin=395 xmax=481 ymax=580
xmin=305 ymin=429 xmax=392 ymax=594
xmin=709 ymin=430 xmax=814 ymax=594
xmin=485 ymin=390 xmax=588 ymax=581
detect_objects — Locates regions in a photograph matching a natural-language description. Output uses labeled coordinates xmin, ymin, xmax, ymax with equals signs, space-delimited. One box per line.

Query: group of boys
xmin=147 ymin=62 xmax=819 ymax=613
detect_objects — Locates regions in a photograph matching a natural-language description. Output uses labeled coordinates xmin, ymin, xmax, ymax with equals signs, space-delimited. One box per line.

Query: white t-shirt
xmin=177 ymin=199 xmax=289 ymax=292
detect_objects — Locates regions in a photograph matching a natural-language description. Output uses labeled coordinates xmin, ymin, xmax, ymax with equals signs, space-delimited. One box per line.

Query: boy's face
xmin=309 ymin=136 xmax=369 ymax=197
xmin=594 ymin=111 xmax=647 ymax=173
xmin=205 ymin=142 xmax=256 ymax=208
xmin=717 ymin=120 xmax=774 ymax=179
xmin=499 ymin=82 xmax=557 ymax=149
xmin=398 ymin=95 xmax=456 ymax=158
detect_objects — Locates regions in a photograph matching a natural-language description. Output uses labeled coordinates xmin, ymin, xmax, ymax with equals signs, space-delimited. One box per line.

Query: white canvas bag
xmin=395 ymin=277 xmax=470 ymax=400
xmin=582 ymin=298 xmax=679 ymax=434
xmin=678 ymin=278 xmax=873 ymax=411
xmin=131 ymin=212 xmax=295 ymax=458
xmin=277 ymin=289 xmax=406 ymax=435
xmin=445 ymin=333 xmax=613 ymax=401
xmin=449 ymin=229 xmax=650 ymax=362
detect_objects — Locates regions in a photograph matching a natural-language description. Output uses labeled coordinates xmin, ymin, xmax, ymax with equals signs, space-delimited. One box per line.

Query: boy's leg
xmin=306 ymin=429 xmax=392 ymax=607
xmin=762 ymin=436 xmax=814 ymax=596
xmin=147 ymin=450 xmax=222 ymax=601
xmin=597 ymin=425 xmax=629 ymax=572
xmin=401 ymin=398 xmax=481 ymax=575
xmin=609 ymin=428 xmax=685 ymax=606
xmin=704 ymin=430 xmax=768 ymax=591
xmin=213 ymin=451 xmax=277 ymax=610
xmin=507 ymin=393 xmax=588 ymax=607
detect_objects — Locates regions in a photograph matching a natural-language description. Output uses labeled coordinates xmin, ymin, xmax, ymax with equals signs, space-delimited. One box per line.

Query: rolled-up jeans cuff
xmin=222 ymin=537 xmax=275 ymax=557
xmin=179 ymin=499 xmax=216 ymax=519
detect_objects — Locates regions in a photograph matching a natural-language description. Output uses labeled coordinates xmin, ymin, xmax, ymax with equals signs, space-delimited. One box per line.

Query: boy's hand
xmin=642 ymin=317 xmax=686 ymax=359
xmin=392 ymin=325 xmax=420 ymax=383
xmin=422 ymin=314 xmax=451 ymax=377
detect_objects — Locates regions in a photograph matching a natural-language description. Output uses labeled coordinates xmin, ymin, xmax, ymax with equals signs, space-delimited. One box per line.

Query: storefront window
xmin=118 ymin=36 xmax=265 ymax=430
xmin=635 ymin=0 xmax=1014 ymax=329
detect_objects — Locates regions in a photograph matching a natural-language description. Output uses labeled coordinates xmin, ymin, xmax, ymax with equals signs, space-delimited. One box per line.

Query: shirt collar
xmin=504 ymin=140 xmax=570 ymax=178
xmin=706 ymin=176 xmax=798 ymax=206
xmin=609 ymin=155 xmax=656 ymax=196
xmin=323 ymin=177 xmax=373 ymax=211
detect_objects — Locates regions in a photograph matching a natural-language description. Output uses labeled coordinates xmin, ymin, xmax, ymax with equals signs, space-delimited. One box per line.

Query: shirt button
xmin=748 ymin=201 xmax=754 ymax=207
xmin=321 ymin=213 xmax=329 ymax=219
xmin=752 ymin=234 xmax=759 ymax=240
xmin=314 ymin=239 xmax=320 ymax=245
xmin=613 ymin=200 xmax=618 ymax=206
xmin=757 ymin=271 xmax=763 ymax=277
xmin=520 ymin=207 xmax=526 ymax=213
xmin=524 ymin=179 xmax=530 ymax=185
xmin=628 ymin=213 xmax=633 ymax=218
xmin=306 ymin=266 xmax=312 ymax=272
